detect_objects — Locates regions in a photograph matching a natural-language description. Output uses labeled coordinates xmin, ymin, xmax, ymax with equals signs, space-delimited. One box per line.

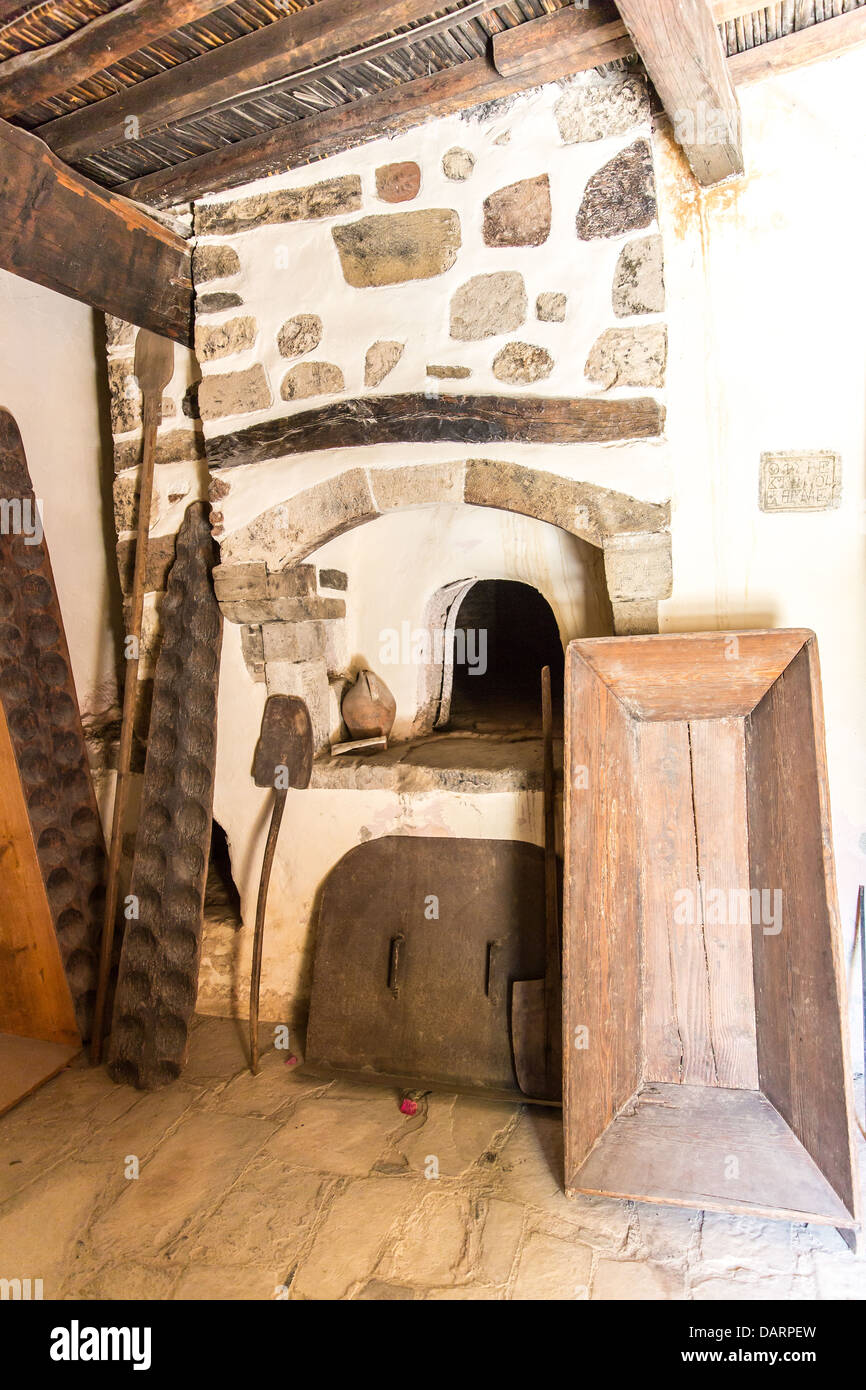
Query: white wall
xmin=0 ymin=271 xmax=117 ymax=717
xmin=657 ymin=48 xmax=866 ymax=1063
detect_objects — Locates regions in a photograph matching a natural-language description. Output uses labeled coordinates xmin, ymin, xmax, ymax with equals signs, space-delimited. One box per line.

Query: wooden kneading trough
xmin=108 ymin=501 xmax=222 ymax=1089
xmin=562 ymin=630 xmax=861 ymax=1246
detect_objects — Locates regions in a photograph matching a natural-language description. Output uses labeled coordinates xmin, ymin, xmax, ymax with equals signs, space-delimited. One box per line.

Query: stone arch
xmin=218 ymin=459 xmax=672 ymax=635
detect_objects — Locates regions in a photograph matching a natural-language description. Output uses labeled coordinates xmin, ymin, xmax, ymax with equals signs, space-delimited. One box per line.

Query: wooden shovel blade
xmin=133 ymin=328 xmax=175 ymax=398
xmin=512 ymin=978 xmax=560 ymax=1102
xmin=252 ymin=694 xmax=313 ymax=790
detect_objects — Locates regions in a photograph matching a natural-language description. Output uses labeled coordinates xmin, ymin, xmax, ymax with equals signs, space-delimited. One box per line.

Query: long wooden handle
xmin=541 ymin=664 xmax=561 ymax=1075
xmin=90 ymin=391 xmax=160 ymax=1063
xmin=249 ymin=788 xmax=287 ymax=1074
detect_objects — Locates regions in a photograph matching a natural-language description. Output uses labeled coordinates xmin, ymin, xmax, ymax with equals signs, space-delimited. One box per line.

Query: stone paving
xmin=0 ymin=1016 xmax=864 ymax=1301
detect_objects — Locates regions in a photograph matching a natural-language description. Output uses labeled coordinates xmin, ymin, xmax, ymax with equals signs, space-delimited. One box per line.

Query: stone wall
xmin=189 ymin=69 xmax=673 ymax=742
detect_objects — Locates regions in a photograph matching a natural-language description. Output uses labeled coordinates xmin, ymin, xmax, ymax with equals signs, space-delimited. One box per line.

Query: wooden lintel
xmin=616 ymin=0 xmax=744 ymax=186
xmin=0 ymin=1 xmax=232 ymax=118
xmin=0 ymin=119 xmax=192 ymax=343
xmin=204 ymin=393 xmax=666 ymax=472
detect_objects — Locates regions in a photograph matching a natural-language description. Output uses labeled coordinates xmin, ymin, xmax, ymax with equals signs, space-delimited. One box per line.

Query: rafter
xmin=0 ymin=2 xmax=234 ymax=118
xmin=36 ymin=0 xmax=476 ymax=162
xmin=728 ymin=5 xmax=866 ymax=84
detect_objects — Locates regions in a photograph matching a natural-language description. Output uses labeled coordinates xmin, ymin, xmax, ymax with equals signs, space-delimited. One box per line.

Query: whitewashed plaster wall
xmin=656 ymin=46 xmax=866 ymax=1061
xmin=0 ymin=272 xmax=117 ymax=731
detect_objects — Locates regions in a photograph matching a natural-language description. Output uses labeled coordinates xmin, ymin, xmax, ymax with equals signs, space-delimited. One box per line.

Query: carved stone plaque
xmin=759 ymin=451 xmax=841 ymax=512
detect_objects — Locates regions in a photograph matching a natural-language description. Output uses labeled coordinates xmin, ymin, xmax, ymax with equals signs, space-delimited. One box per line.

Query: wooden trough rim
xmin=568 ymin=627 xmax=813 ymax=721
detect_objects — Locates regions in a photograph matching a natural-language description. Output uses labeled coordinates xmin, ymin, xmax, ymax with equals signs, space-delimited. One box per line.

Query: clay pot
xmin=342 ymin=668 xmax=397 ymax=740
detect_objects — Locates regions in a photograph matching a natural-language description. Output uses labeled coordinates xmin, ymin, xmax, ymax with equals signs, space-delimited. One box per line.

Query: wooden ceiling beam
xmin=615 ymin=0 xmax=743 ymax=185
xmin=492 ymin=2 xmax=634 ymax=78
xmin=0 ymin=2 xmax=233 ymax=118
xmin=36 ymin=0 xmax=470 ymax=162
xmin=0 ymin=119 xmax=192 ymax=342
xmin=492 ymin=0 xmax=759 ymax=79
xmin=728 ymin=6 xmax=866 ymax=85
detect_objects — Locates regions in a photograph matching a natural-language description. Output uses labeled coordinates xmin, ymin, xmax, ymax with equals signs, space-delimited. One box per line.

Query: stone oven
xmin=104 ymin=67 xmax=673 ymax=1039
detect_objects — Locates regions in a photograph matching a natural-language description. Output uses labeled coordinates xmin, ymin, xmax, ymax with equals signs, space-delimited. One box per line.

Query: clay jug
xmin=342 ymin=668 xmax=397 ymax=740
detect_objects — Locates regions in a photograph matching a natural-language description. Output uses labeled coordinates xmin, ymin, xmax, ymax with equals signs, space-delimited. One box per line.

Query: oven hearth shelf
xmin=311 ymin=730 xmax=562 ymax=793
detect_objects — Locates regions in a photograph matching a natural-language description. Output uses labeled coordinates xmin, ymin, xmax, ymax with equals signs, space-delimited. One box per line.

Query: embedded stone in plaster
xmin=555 ymin=75 xmax=650 ymax=145
xmin=197 ymin=292 xmax=244 ymax=315
xmin=492 ymin=341 xmax=553 ymax=385
xmin=192 ymin=243 xmax=241 ymax=282
xmin=277 ymin=314 xmax=323 ymax=359
xmin=482 ymin=174 xmax=551 ymax=248
xmin=449 ymin=272 xmax=526 ymax=341
xmin=319 ymin=568 xmax=347 ymax=591
xmin=220 ymin=467 xmax=378 ymax=567
xmin=443 ymin=147 xmax=475 ymax=180
xmin=198 ymin=364 xmax=272 ymax=420
xmin=240 ymin=624 xmax=265 ymax=681
xmin=463 ymin=458 xmax=670 ymax=545
xmin=585 ymin=324 xmax=667 ymax=388
xmin=331 ymin=209 xmax=461 ymax=288
xmin=602 ymin=531 xmax=672 ymax=602
xmin=536 ymin=292 xmax=566 ymax=322
xmin=212 ymin=560 xmax=267 ymax=600
xmin=113 ymin=472 xmax=139 ymax=531
xmin=576 ymin=140 xmax=656 ymax=240
xmin=280 ymin=361 xmax=345 ymax=401
xmin=375 ymin=161 xmax=421 ymax=203
xmin=610 ymin=598 xmax=660 ymax=636
xmin=219 ymin=595 xmax=346 ymax=625
xmin=427 ymin=364 xmax=471 ymax=379
xmin=365 ymin=340 xmax=404 ymax=388
xmin=105 ymin=315 xmax=134 ymax=348
xmin=182 ymin=383 xmax=200 ymax=418
xmin=196 ymin=175 xmax=362 ymax=237
xmin=108 ymin=360 xmax=141 ymax=434
xmin=262 ymin=619 xmax=346 ymax=675
xmin=265 ymin=566 xmax=319 ymax=599
xmin=612 ymin=235 xmax=665 ymax=316
xmin=113 ymin=426 xmax=206 ymax=473
xmin=116 ymin=532 xmax=177 ymax=595
xmin=370 ymin=461 xmax=465 ymax=512
xmin=195 ymin=315 xmax=257 ymax=362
